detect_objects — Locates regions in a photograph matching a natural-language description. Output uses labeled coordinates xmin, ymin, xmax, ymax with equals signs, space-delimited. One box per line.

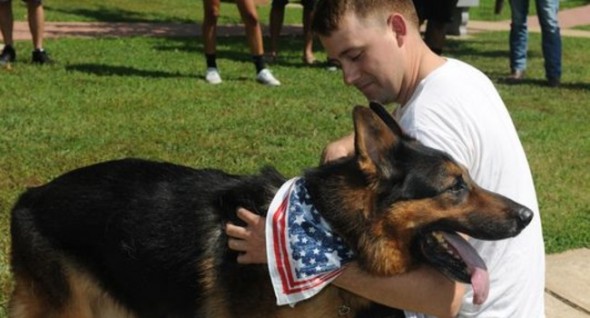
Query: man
xmin=226 ymin=0 xmax=545 ymax=316
xmin=0 ymin=0 xmax=51 ymax=65
xmin=268 ymin=0 xmax=316 ymax=65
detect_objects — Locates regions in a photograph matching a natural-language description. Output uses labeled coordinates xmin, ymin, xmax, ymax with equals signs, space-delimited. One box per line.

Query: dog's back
xmin=10 ymin=158 xmax=285 ymax=317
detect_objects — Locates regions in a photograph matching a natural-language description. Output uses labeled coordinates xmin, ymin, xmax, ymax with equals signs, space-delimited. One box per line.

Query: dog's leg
xmin=67 ymin=267 xmax=136 ymax=318
xmin=9 ymin=266 xmax=134 ymax=318
xmin=9 ymin=274 xmax=50 ymax=318
xmin=8 ymin=271 xmax=90 ymax=318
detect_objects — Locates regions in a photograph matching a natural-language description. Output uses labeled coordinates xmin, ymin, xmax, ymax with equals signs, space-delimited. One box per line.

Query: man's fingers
xmin=236 ymin=207 xmax=262 ymax=226
xmin=227 ymin=238 xmax=246 ymax=252
xmin=225 ymin=222 xmax=248 ymax=239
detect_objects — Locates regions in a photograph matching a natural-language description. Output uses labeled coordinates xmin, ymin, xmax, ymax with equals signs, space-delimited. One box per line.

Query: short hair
xmin=311 ymin=0 xmax=420 ymax=36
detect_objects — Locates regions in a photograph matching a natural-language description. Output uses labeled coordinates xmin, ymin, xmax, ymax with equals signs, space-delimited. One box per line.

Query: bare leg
xmin=26 ymin=0 xmax=44 ymax=50
xmin=424 ymin=20 xmax=447 ymax=55
xmin=268 ymin=4 xmax=285 ymax=61
xmin=0 ymin=1 xmax=14 ymax=46
xmin=202 ymin=0 xmax=220 ymax=55
xmin=235 ymin=0 xmax=264 ymax=56
xmin=302 ymin=5 xmax=315 ymax=64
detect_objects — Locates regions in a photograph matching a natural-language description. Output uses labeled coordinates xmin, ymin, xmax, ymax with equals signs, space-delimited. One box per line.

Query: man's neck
xmin=398 ymin=41 xmax=447 ymax=107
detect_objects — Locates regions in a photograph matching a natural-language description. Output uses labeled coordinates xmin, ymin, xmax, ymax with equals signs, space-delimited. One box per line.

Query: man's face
xmin=321 ymin=12 xmax=406 ymax=104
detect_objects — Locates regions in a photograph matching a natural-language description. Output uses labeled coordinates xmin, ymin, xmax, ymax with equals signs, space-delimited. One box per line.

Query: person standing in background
xmin=412 ymin=0 xmax=458 ymax=55
xmin=267 ymin=0 xmax=316 ymax=65
xmin=507 ymin=0 xmax=561 ymax=87
xmin=0 ymin=0 xmax=52 ymax=65
xmin=202 ymin=0 xmax=281 ymax=86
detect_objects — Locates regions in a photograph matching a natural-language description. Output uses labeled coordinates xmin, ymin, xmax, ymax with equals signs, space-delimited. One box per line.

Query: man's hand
xmin=320 ymin=133 xmax=355 ymax=163
xmin=225 ymin=208 xmax=268 ymax=264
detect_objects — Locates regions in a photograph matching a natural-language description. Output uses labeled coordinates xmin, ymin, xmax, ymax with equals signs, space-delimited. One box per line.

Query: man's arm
xmin=225 ymin=208 xmax=464 ymax=317
xmin=320 ymin=132 xmax=355 ymax=162
xmin=334 ymin=263 xmax=464 ymax=318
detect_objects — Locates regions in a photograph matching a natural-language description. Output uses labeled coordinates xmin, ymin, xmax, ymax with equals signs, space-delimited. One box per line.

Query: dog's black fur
xmin=9 ymin=103 xmax=532 ymax=318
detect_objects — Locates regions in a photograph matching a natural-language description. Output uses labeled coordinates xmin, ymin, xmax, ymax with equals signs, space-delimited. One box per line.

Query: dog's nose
xmin=517 ymin=208 xmax=533 ymax=227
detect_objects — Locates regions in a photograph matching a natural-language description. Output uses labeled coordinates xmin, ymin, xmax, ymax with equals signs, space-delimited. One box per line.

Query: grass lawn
xmin=1 ymin=1 xmax=589 ymax=316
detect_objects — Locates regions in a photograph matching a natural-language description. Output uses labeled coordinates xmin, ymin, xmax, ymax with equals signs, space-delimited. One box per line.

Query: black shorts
xmin=412 ymin=0 xmax=459 ymax=23
xmin=272 ymin=0 xmax=315 ymax=9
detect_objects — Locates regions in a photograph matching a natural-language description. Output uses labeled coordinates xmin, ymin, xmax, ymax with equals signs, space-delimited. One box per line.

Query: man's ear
xmin=387 ymin=13 xmax=408 ymax=46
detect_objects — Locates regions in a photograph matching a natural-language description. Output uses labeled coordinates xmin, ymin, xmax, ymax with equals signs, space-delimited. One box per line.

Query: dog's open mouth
xmin=418 ymin=231 xmax=489 ymax=305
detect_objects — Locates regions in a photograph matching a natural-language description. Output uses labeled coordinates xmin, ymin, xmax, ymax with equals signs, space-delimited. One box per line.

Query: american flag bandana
xmin=266 ymin=177 xmax=355 ymax=306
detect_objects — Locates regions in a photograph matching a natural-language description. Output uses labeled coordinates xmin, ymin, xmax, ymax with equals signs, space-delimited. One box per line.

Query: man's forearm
xmin=333 ymin=263 xmax=464 ymax=318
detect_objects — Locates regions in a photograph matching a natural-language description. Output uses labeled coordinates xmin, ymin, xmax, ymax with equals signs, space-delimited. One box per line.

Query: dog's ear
xmin=369 ymin=101 xmax=403 ymax=137
xmin=353 ymin=105 xmax=400 ymax=177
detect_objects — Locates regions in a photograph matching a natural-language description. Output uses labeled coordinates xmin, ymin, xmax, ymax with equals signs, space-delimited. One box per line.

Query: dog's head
xmin=305 ymin=102 xmax=533 ymax=304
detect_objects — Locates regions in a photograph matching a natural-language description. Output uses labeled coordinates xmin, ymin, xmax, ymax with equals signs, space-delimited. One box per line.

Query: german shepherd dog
xmin=9 ymin=103 xmax=533 ymax=318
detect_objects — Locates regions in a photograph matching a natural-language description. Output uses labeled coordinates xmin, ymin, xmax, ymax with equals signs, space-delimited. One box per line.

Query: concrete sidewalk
xmin=545 ymin=249 xmax=590 ymax=317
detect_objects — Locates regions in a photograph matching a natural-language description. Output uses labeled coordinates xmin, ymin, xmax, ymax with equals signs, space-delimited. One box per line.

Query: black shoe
xmin=0 ymin=45 xmax=16 ymax=65
xmin=32 ymin=49 xmax=52 ymax=64
xmin=505 ymin=70 xmax=525 ymax=84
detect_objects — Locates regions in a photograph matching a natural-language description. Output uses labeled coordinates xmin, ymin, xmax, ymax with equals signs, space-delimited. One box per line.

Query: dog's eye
xmin=449 ymin=177 xmax=466 ymax=194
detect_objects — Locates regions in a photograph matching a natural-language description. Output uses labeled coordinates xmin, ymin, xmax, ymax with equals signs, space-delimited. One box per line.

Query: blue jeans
xmin=509 ymin=0 xmax=561 ymax=80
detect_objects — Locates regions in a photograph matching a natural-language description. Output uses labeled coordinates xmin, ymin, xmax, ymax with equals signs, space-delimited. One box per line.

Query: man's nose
xmin=342 ymin=64 xmax=359 ymax=86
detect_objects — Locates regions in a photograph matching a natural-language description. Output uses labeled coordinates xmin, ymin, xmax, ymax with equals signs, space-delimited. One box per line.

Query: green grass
xmin=1 ymin=1 xmax=589 ymax=316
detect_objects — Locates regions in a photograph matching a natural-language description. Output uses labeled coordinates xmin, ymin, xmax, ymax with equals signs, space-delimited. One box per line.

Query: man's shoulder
xmin=438 ymin=58 xmax=487 ymax=81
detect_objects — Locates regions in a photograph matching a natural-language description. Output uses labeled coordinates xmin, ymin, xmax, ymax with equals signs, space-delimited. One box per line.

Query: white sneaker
xmin=205 ymin=67 xmax=222 ymax=84
xmin=256 ymin=68 xmax=281 ymax=86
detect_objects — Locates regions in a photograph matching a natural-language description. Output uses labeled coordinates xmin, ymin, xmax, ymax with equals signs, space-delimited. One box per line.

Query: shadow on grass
xmin=66 ymin=63 xmax=193 ymax=78
xmin=496 ymin=78 xmax=590 ymax=90
xmin=45 ymin=5 xmax=194 ymax=24
xmin=154 ymin=35 xmax=322 ymax=69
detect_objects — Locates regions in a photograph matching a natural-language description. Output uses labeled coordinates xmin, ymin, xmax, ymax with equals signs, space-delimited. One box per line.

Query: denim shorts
xmin=272 ymin=0 xmax=315 ymax=9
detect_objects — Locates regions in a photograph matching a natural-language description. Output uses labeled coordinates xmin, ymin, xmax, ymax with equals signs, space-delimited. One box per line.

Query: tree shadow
xmin=65 ymin=63 xmax=193 ymax=79
xmin=45 ymin=5 xmax=194 ymax=24
xmin=495 ymin=77 xmax=590 ymax=91
xmin=154 ymin=34 xmax=323 ymax=69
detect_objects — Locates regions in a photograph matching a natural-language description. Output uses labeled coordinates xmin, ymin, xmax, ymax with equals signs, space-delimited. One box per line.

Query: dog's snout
xmin=517 ymin=208 xmax=533 ymax=227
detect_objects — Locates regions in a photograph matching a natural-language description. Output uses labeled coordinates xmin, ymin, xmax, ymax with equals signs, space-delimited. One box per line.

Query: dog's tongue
xmin=442 ymin=232 xmax=489 ymax=305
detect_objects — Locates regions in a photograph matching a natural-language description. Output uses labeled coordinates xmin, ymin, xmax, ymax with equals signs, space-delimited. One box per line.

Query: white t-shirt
xmin=397 ymin=59 xmax=545 ymax=317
